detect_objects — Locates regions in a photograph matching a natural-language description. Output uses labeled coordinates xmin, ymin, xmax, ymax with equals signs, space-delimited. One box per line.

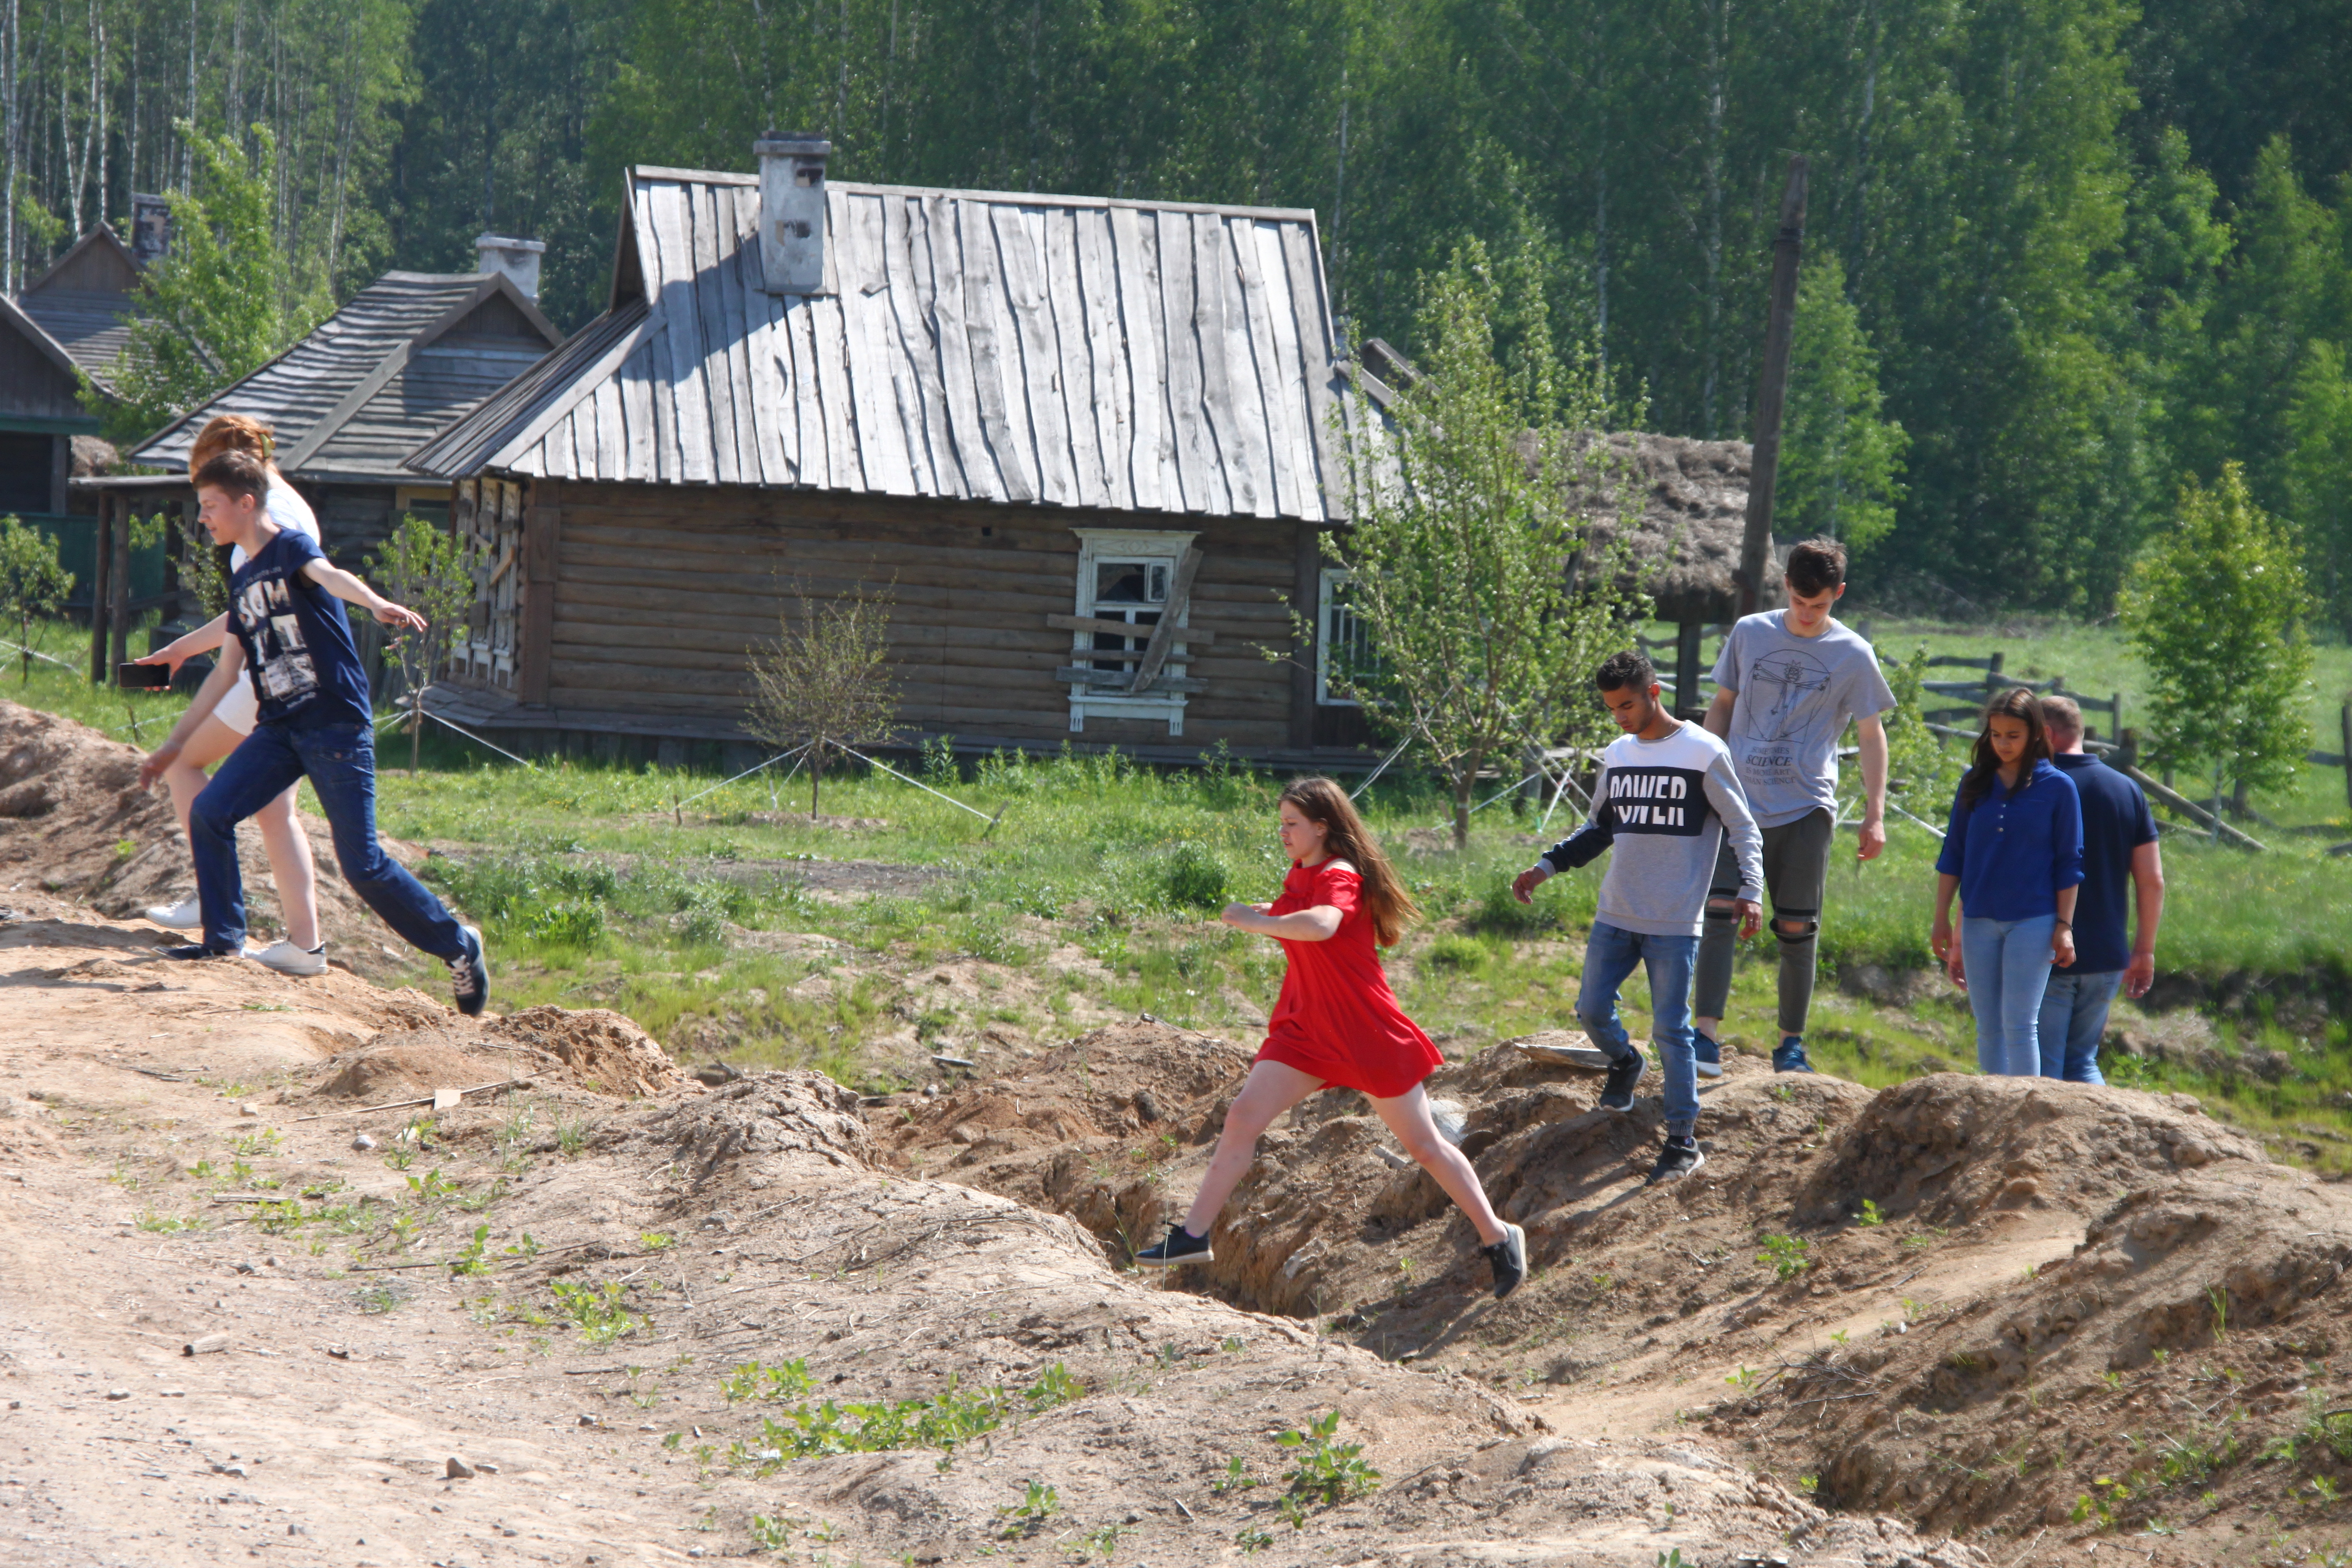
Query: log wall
xmin=532 ymin=480 xmax=1312 ymax=753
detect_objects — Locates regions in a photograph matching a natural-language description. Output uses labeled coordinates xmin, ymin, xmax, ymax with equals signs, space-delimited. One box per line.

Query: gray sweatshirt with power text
xmin=1535 ymin=722 xmax=1764 ymax=938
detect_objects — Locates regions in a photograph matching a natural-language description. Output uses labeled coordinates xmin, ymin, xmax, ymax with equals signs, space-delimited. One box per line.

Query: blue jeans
xmin=1959 ymin=914 xmax=2057 ymax=1077
xmin=190 ymin=721 xmax=469 ymax=961
xmin=2038 ymin=969 xmax=2123 ymax=1083
xmin=1577 ymin=922 xmax=1700 ymax=1137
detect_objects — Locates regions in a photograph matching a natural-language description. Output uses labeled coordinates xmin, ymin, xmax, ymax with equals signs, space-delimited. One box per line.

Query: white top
xmin=214 ymin=478 xmax=324 ymax=735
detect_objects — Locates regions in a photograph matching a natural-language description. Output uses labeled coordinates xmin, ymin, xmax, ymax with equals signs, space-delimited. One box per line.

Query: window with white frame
xmin=1066 ymin=529 xmax=1197 ymax=735
xmin=1317 ymin=566 xmax=1373 ymax=705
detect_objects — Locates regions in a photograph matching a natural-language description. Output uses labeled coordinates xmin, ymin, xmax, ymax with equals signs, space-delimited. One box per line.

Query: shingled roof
xmin=405 ymin=167 xmax=1370 ymax=523
xmin=16 ymin=226 xmax=145 ymax=395
xmin=134 ymin=272 xmax=562 ymax=483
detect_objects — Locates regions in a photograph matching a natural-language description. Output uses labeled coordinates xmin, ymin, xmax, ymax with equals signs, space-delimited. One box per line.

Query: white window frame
xmin=1317 ymin=566 xmax=1368 ymax=706
xmin=1067 ymin=529 xmax=1197 ymax=736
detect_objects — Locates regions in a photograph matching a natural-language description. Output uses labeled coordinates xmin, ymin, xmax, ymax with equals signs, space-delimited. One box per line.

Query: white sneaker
xmin=145 ymin=898 xmax=200 ymax=929
xmin=251 ymin=940 xmax=328 ymax=978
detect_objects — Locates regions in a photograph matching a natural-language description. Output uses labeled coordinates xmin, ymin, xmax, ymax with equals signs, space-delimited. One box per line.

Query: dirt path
xmin=0 ymin=903 xmax=1991 ymax=1568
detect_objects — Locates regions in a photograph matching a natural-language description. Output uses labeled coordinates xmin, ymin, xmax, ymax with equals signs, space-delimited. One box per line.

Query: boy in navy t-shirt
xmin=137 ymin=451 xmax=490 ymax=1014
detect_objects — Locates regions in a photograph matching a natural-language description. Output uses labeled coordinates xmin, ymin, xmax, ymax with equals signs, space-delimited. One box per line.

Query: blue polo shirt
xmin=1935 ymin=758 xmax=2084 ymax=922
xmin=2050 ymin=752 xmax=2158 ymax=974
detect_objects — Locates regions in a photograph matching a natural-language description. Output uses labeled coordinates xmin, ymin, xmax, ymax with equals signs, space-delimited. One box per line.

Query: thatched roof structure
xmin=1364 ymin=341 xmax=1773 ymax=625
xmin=1581 ymin=432 xmax=1775 ymax=623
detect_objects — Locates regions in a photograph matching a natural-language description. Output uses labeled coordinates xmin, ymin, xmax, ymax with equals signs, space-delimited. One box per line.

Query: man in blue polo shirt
xmin=2036 ymin=696 xmax=2164 ymax=1082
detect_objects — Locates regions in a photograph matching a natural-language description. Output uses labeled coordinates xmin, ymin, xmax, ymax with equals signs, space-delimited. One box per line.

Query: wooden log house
xmin=402 ymin=139 xmax=1389 ymax=768
xmin=132 ymin=245 xmax=563 ymax=570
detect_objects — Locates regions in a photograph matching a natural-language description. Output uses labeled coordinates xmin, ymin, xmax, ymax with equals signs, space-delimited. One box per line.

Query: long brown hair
xmin=188 ymin=414 xmax=277 ymax=475
xmin=1278 ymin=776 xmax=1420 ymax=946
xmin=1959 ymin=686 xmax=2052 ymax=809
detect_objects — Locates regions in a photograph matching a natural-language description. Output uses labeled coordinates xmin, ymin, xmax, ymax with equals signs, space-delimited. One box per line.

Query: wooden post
xmin=1735 ymin=157 xmax=1809 ymax=619
xmin=2342 ymin=704 xmax=2351 ymax=813
xmin=109 ymin=496 xmax=133 ymax=674
xmin=1985 ymin=649 xmax=2004 ymax=693
xmin=88 ymin=496 xmax=113 ymax=684
xmin=1674 ymin=620 xmax=1705 ymax=721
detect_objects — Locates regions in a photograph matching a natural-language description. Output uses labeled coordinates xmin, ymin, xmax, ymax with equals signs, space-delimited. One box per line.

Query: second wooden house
xmin=402 ymin=140 xmax=1385 ymax=767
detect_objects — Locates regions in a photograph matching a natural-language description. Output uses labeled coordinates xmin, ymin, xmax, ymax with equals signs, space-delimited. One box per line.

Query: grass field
xmin=11 ymin=613 xmax=2352 ymax=1167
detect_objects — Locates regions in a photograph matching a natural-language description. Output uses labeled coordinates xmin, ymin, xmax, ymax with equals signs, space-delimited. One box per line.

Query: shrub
xmin=1422 ymin=932 xmax=1491 ymax=971
xmin=1160 ymin=842 xmax=1230 ymax=910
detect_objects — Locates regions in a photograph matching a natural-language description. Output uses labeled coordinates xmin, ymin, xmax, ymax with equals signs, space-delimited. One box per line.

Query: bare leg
xmin=252 ymin=785 xmax=319 ymax=949
xmin=1180 ymin=1061 xmax=1327 ymax=1237
xmin=1368 ymin=1083 xmax=1508 ymax=1246
xmin=162 ymin=716 xmax=243 ymax=833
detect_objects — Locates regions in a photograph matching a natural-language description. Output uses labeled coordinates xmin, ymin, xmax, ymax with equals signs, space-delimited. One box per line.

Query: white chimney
xmin=474 ymin=234 xmax=547 ymax=301
xmin=755 ymin=133 xmax=831 ymax=295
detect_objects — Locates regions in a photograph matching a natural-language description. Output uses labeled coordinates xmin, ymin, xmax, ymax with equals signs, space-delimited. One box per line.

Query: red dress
xmin=1255 ymin=860 xmax=1445 ymax=1098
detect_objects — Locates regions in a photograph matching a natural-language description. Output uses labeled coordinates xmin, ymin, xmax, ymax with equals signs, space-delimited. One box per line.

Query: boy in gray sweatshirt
xmin=1512 ymin=651 xmax=1765 ymax=1184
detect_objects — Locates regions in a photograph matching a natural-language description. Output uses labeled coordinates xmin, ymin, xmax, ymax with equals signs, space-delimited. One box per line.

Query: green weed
xmin=1758 ymin=1234 xmax=1810 ymax=1280
xmin=1275 ymin=1409 xmax=1380 ymax=1506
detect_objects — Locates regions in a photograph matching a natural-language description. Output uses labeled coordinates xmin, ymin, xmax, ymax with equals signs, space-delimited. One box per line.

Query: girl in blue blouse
xmin=1930 ymin=689 xmax=2084 ymax=1077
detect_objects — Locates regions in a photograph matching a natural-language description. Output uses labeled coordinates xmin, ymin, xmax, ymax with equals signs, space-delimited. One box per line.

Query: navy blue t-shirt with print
xmin=2050 ymin=751 xmax=2158 ymax=975
xmin=228 ymin=527 xmax=372 ymax=730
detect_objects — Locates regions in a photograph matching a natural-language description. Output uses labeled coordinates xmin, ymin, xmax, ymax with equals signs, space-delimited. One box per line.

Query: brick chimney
xmin=754 ymin=133 xmax=831 ymax=295
xmin=474 ymin=234 xmax=547 ymax=301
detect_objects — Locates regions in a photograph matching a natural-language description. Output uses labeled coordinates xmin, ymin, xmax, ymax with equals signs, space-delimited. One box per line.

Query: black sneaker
xmin=161 ymin=943 xmax=244 ymax=961
xmin=1483 ymin=1222 xmax=1527 ymax=1300
xmin=1647 ymin=1137 xmax=1706 ymax=1185
xmin=1132 ymin=1224 xmax=1213 ymax=1269
xmin=447 ymin=924 xmax=490 ymax=1017
xmin=1598 ymin=1053 xmax=1647 ymax=1113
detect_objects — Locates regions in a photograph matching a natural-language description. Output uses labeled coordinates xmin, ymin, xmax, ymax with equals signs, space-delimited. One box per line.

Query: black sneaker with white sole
xmin=1483 ymin=1222 xmax=1528 ymax=1300
xmin=1132 ymin=1224 xmax=1213 ymax=1268
xmin=1597 ymin=1053 xmax=1647 ymax=1113
xmin=1646 ymin=1137 xmax=1706 ymax=1185
xmin=448 ymin=924 xmax=490 ymax=1017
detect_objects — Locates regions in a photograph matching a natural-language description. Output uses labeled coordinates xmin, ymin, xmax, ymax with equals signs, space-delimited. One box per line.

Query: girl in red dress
xmin=1134 ymin=777 xmax=1527 ymax=1298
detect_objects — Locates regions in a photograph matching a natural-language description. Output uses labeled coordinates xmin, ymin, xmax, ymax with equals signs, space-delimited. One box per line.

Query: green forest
xmin=4 ymin=0 xmax=2349 ymax=623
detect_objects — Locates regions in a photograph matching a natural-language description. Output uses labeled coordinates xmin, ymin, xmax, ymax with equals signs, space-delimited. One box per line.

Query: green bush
xmin=1161 ymin=842 xmax=1230 ymax=910
xmin=1465 ymin=880 xmax=1556 ymax=936
xmin=1422 ymin=932 xmax=1490 ymax=971
xmin=525 ymin=899 xmax=606 ymax=948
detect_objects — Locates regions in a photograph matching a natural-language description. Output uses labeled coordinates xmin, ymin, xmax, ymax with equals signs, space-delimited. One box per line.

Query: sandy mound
xmin=487 ymin=1005 xmax=684 ymax=1097
xmin=631 ymin=1069 xmax=874 ymax=1181
xmin=0 ymin=699 xmax=419 ymax=972
xmin=305 ymin=1006 xmax=684 ymax=1106
xmin=1793 ymin=1073 xmax=2262 ymax=1227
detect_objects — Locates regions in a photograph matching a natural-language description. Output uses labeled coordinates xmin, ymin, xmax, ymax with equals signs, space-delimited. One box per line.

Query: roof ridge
xmin=625 ymin=164 xmax=1319 ymax=224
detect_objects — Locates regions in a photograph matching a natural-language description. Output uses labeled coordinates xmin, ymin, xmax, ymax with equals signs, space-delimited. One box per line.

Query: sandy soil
xmin=0 ymin=901 xmax=1987 ymax=1568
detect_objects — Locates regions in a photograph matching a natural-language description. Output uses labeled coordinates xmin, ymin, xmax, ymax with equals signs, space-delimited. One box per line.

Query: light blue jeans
xmin=2038 ymin=969 xmax=2123 ymax=1084
xmin=1577 ymin=922 xmax=1700 ymax=1137
xmin=1960 ymin=914 xmax=2057 ymax=1077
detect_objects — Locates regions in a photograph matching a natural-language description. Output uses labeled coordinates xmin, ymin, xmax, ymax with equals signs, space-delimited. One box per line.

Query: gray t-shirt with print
xmin=1710 ymin=610 xmax=1897 ymax=828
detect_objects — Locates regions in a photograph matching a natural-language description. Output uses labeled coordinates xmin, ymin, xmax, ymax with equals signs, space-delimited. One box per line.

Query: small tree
xmin=1778 ymin=253 xmax=1909 ymax=552
xmin=0 ymin=516 xmax=74 ymax=682
xmin=2122 ymin=462 xmax=2314 ymax=829
xmin=1332 ymin=237 xmax=1645 ymax=849
xmin=2285 ymin=340 xmax=2352 ymax=637
xmin=1873 ymin=644 xmax=1960 ymax=817
xmin=86 ymin=123 xmax=326 ymax=444
xmin=365 ymin=514 xmax=478 ymax=775
xmin=743 ymin=582 xmax=900 ymax=819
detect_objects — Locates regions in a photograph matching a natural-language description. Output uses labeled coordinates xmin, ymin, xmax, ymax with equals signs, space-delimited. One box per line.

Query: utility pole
xmin=1736 ymin=156 xmax=1808 ymax=617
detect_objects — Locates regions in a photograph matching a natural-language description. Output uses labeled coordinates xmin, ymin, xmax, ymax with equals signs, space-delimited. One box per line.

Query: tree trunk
xmin=410 ymin=687 xmax=423 ymax=777
xmin=1451 ymin=764 xmax=1476 ymax=851
xmin=810 ymin=742 xmax=824 ymax=820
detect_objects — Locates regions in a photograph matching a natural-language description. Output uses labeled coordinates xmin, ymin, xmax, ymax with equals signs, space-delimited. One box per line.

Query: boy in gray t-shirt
xmin=1695 ymin=539 xmax=1895 ymax=1074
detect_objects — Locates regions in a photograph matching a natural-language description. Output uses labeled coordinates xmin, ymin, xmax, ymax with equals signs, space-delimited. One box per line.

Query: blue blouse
xmin=1935 ymin=758 xmax=2085 ymax=922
